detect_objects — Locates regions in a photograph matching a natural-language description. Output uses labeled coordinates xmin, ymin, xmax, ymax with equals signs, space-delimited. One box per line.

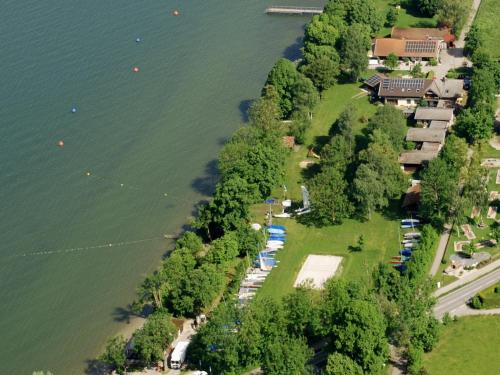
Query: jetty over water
xmin=265 ymin=6 xmax=323 ymax=15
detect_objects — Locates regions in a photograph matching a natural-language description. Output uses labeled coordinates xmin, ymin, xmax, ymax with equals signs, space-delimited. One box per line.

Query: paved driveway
xmin=422 ymin=0 xmax=482 ymax=79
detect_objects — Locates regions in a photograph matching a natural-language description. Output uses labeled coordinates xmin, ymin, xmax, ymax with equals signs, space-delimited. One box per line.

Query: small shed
xmin=414 ymin=107 xmax=454 ymax=126
xmin=399 ymin=150 xmax=439 ymax=169
xmin=406 ymin=128 xmax=446 ymax=144
xmin=402 ymin=182 xmax=421 ymax=209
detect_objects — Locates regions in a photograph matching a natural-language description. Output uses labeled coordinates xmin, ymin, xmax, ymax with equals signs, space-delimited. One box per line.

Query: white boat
xmin=404 ymin=232 xmax=421 ymax=239
xmin=266 ymin=244 xmax=283 ymax=250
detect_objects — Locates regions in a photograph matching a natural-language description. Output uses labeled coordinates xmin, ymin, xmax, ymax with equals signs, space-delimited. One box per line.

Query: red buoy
xmin=133 ymin=66 xmax=140 ymax=73
xmin=57 ymin=140 xmax=65 ymax=148
xmin=172 ymin=10 xmax=180 ymax=16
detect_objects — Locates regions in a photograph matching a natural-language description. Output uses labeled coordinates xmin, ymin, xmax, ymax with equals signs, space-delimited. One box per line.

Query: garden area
xmin=374 ymin=0 xmax=437 ymax=36
xmin=423 ymin=315 xmax=500 ymax=374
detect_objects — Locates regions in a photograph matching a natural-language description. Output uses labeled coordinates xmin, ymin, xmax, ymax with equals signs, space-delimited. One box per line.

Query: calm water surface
xmin=0 ymin=1 xmax=323 ymax=373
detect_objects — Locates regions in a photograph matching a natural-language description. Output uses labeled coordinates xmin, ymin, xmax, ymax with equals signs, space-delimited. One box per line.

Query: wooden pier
xmin=265 ymin=6 xmax=323 ymax=15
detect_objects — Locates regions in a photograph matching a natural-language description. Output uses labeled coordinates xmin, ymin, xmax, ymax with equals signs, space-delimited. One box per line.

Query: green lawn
xmin=255 ymin=211 xmax=400 ymax=299
xmin=479 ymin=282 xmax=500 ymax=309
xmin=374 ymin=1 xmax=437 ymax=37
xmin=251 ymin=80 xmax=403 ymax=299
xmin=474 ymin=0 xmax=500 ymax=58
xmin=423 ymin=316 xmax=500 ymax=375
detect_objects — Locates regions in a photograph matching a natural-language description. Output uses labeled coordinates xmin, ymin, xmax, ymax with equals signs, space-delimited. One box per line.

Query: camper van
xmin=170 ymin=341 xmax=189 ymax=369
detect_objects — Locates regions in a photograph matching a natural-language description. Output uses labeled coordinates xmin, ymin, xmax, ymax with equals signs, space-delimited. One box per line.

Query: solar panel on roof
xmin=404 ymin=40 xmax=437 ymax=53
xmin=380 ymin=78 xmax=426 ymax=92
xmin=365 ymin=75 xmax=382 ymax=87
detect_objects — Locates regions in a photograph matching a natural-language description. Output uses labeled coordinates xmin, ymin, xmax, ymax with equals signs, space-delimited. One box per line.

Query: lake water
xmin=0 ymin=0 xmax=323 ymax=373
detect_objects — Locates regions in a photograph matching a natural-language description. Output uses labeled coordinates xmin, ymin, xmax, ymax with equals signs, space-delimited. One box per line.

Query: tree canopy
xmin=307 ymin=165 xmax=353 ymax=226
xmin=339 ymin=23 xmax=371 ymax=81
xmin=132 ymin=311 xmax=177 ymax=366
xmin=367 ymin=105 xmax=407 ymax=150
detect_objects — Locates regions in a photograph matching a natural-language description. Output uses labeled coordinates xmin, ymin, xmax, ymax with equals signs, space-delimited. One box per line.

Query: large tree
xmin=196 ymin=175 xmax=260 ymax=237
xmin=248 ymin=86 xmax=283 ymax=134
xmin=304 ymin=13 xmax=341 ymax=46
xmin=384 ymin=53 xmax=399 ymax=71
xmin=415 ymin=0 xmax=441 ymax=17
xmin=419 ymin=158 xmax=460 ymax=225
xmin=464 ymin=25 xmax=483 ymax=56
xmin=354 ymin=163 xmax=389 ymax=219
xmin=455 ymin=107 xmax=493 ymax=144
xmin=292 ymin=75 xmax=320 ymax=111
xmin=302 ymin=56 xmax=340 ymax=91
xmin=320 ymin=134 xmax=355 ymax=172
xmin=437 ymin=0 xmax=468 ymax=33
xmin=339 ymin=23 xmax=371 ymax=81
xmin=325 ymin=0 xmax=382 ymax=35
xmin=307 ymin=165 xmax=353 ymax=225
xmin=283 ymin=286 xmax=320 ymax=337
xmin=261 ymin=336 xmax=313 ymax=375
xmin=367 ymin=105 xmax=407 ymax=151
xmin=132 ymin=311 xmax=177 ymax=366
xmin=440 ymin=134 xmax=468 ymax=172
xmin=320 ymin=280 xmax=389 ymax=373
xmin=265 ymin=58 xmax=299 ymax=116
xmin=98 ymin=336 xmax=127 ymax=374
xmin=206 ymin=232 xmax=239 ymax=265
xmin=469 ymin=67 xmax=496 ymax=109
xmin=326 ymin=352 xmax=363 ymax=375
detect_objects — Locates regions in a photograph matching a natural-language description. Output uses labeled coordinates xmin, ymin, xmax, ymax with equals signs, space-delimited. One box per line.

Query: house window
xmin=407 ymin=99 xmax=412 ymax=105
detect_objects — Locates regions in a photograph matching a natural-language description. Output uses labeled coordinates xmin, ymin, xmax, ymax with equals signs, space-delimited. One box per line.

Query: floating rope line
xmin=15 ymin=237 xmax=163 ymax=258
xmin=83 ymin=170 xmax=193 ymax=201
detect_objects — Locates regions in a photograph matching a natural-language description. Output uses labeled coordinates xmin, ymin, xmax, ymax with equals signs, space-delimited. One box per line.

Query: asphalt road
xmin=433 ymin=267 xmax=500 ymax=318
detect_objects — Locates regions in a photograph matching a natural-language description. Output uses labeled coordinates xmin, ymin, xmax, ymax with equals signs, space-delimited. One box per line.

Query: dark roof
xmin=364 ymin=74 xmax=386 ymax=88
xmin=373 ymin=38 xmax=439 ymax=58
xmin=414 ymin=107 xmax=454 ymax=121
xmin=428 ymin=79 xmax=465 ymax=99
xmin=402 ymin=183 xmax=421 ymax=208
xmin=378 ymin=78 xmax=433 ymax=98
xmin=391 ymin=27 xmax=455 ymax=42
xmin=406 ymin=128 xmax=446 ymax=143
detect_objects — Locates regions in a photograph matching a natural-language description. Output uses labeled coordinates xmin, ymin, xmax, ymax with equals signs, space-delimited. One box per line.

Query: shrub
xmin=429 ymin=58 xmax=438 ymax=66
xmin=470 ymin=295 xmax=483 ymax=309
xmin=495 ymin=286 xmax=500 ymax=294
xmin=442 ymin=313 xmax=453 ymax=326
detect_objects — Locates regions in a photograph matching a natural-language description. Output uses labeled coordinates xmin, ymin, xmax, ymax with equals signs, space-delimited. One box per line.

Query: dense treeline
xmin=190 ymin=279 xmax=389 ymax=375
xmin=372 ymin=226 xmax=441 ymax=375
xmin=455 ymin=25 xmax=500 ymax=143
xmin=419 ymin=26 xmax=498 ymax=227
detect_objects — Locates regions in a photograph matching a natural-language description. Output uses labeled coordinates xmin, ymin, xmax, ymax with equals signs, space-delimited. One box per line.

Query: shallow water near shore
xmin=0 ymin=0 xmax=324 ymax=373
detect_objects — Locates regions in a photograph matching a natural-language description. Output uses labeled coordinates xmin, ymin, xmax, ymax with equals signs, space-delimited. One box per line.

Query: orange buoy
xmin=172 ymin=9 xmax=180 ymax=16
xmin=57 ymin=140 xmax=65 ymax=148
xmin=132 ymin=66 xmax=140 ymax=73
